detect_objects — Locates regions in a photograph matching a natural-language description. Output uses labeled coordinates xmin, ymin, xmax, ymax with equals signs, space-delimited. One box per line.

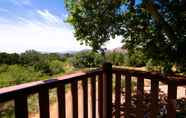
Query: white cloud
xmin=0 ymin=22 xmax=122 ymax=53
xmin=0 ymin=23 xmax=90 ymax=53
xmin=9 ymin=0 xmax=32 ymax=6
xmin=0 ymin=8 xmax=122 ymax=53
xmin=37 ymin=10 xmax=64 ymax=26
xmin=0 ymin=9 xmax=85 ymax=53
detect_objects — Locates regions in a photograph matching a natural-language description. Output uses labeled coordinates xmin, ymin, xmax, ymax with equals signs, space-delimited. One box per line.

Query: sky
xmin=0 ymin=0 xmax=122 ymax=53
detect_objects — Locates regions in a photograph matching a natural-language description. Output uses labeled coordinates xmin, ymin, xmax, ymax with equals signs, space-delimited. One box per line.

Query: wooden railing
xmin=112 ymin=67 xmax=186 ymax=118
xmin=0 ymin=63 xmax=186 ymax=118
xmin=0 ymin=68 xmax=103 ymax=118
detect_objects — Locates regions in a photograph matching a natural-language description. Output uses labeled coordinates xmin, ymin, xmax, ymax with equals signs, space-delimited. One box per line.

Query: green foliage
xmin=125 ymin=49 xmax=147 ymax=67
xmin=0 ymin=50 xmax=73 ymax=118
xmin=0 ymin=50 xmax=67 ymax=75
xmin=0 ymin=65 xmax=44 ymax=88
xmin=0 ymin=101 xmax=14 ymax=118
xmin=105 ymin=52 xmax=126 ymax=66
xmin=146 ymin=59 xmax=160 ymax=72
xmin=20 ymin=50 xmax=41 ymax=65
xmin=60 ymin=53 xmax=73 ymax=62
xmin=145 ymin=58 xmax=175 ymax=73
xmin=71 ymin=50 xmax=104 ymax=68
xmin=0 ymin=64 xmax=8 ymax=73
xmin=20 ymin=50 xmax=49 ymax=73
xmin=70 ymin=49 xmax=147 ymax=68
xmin=0 ymin=53 xmax=20 ymax=65
xmin=65 ymin=0 xmax=186 ymax=72
xmin=65 ymin=0 xmax=122 ymax=50
xmin=49 ymin=60 xmax=65 ymax=75
xmin=0 ymin=50 xmax=69 ymax=87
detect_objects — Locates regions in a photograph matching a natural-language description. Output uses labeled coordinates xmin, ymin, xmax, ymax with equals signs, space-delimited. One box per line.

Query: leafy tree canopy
xmin=65 ymin=0 xmax=186 ymax=68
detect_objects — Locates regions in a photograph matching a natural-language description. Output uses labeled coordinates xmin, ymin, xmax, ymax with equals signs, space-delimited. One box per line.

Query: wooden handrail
xmin=0 ymin=69 xmax=102 ymax=102
xmin=113 ymin=67 xmax=186 ymax=85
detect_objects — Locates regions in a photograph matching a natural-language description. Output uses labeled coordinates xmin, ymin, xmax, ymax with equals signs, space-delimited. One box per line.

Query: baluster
xmin=125 ymin=74 xmax=131 ymax=118
xmin=39 ymin=88 xmax=50 ymax=118
xmin=167 ymin=82 xmax=177 ymax=118
xmin=82 ymin=78 xmax=88 ymax=118
xmin=71 ymin=80 xmax=78 ymax=118
xmin=57 ymin=84 xmax=66 ymax=118
xmin=102 ymin=63 xmax=112 ymax=118
xmin=136 ymin=76 xmax=144 ymax=118
xmin=15 ymin=95 xmax=28 ymax=118
xmin=91 ymin=76 xmax=96 ymax=118
xmin=150 ymin=79 xmax=159 ymax=118
xmin=115 ymin=72 xmax=121 ymax=118
xmin=98 ymin=73 xmax=103 ymax=118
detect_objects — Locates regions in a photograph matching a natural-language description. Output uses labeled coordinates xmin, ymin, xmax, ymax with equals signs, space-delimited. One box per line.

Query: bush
xmin=49 ymin=60 xmax=65 ymax=74
xmin=71 ymin=51 xmax=104 ymax=68
xmin=0 ymin=65 xmax=43 ymax=88
xmin=0 ymin=64 xmax=8 ymax=73
xmin=105 ymin=52 xmax=126 ymax=66
xmin=0 ymin=53 xmax=20 ymax=65
xmin=125 ymin=50 xmax=147 ymax=67
xmin=145 ymin=59 xmax=162 ymax=72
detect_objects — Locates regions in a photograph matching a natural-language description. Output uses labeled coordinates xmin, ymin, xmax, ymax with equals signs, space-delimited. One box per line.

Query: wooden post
xmin=125 ymin=74 xmax=131 ymax=118
xmin=71 ymin=80 xmax=78 ymax=118
xmin=102 ymin=63 xmax=112 ymax=118
xmin=150 ymin=79 xmax=159 ymax=118
xmin=82 ymin=79 xmax=88 ymax=118
xmin=136 ymin=76 xmax=144 ymax=118
xmin=15 ymin=95 xmax=28 ymax=118
xmin=98 ymin=73 xmax=103 ymax=118
xmin=115 ymin=73 xmax=121 ymax=118
xmin=91 ymin=76 xmax=96 ymax=118
xmin=39 ymin=88 xmax=50 ymax=118
xmin=57 ymin=84 xmax=66 ymax=118
xmin=167 ymin=82 xmax=177 ymax=118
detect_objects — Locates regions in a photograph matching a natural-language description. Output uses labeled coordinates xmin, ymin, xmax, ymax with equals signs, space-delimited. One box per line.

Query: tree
xmin=105 ymin=51 xmax=126 ymax=66
xmin=71 ymin=50 xmax=103 ymax=68
xmin=65 ymin=0 xmax=186 ymax=71
xmin=0 ymin=53 xmax=20 ymax=65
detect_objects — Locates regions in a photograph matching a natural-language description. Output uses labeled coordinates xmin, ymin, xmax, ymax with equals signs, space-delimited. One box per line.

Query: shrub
xmin=49 ymin=60 xmax=65 ymax=74
xmin=105 ymin=52 xmax=126 ymax=66
xmin=71 ymin=51 xmax=104 ymax=68
xmin=145 ymin=59 xmax=162 ymax=72
xmin=0 ymin=65 xmax=43 ymax=88
xmin=0 ymin=64 xmax=8 ymax=73
xmin=125 ymin=50 xmax=147 ymax=67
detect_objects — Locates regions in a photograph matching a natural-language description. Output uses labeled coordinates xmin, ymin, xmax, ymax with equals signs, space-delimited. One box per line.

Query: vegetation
xmin=0 ymin=49 xmax=147 ymax=88
xmin=0 ymin=49 xmax=184 ymax=117
xmin=0 ymin=50 xmax=74 ymax=88
xmin=0 ymin=49 xmax=143 ymax=88
xmin=70 ymin=49 xmax=148 ymax=68
xmin=106 ymin=51 xmax=126 ymax=66
xmin=0 ymin=64 xmax=44 ymax=88
xmin=65 ymin=0 xmax=186 ymax=73
xmin=70 ymin=50 xmax=104 ymax=68
xmin=0 ymin=50 xmax=73 ymax=118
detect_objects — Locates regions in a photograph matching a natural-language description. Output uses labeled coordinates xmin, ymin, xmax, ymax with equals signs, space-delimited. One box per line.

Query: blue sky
xmin=0 ymin=0 xmax=122 ymax=53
